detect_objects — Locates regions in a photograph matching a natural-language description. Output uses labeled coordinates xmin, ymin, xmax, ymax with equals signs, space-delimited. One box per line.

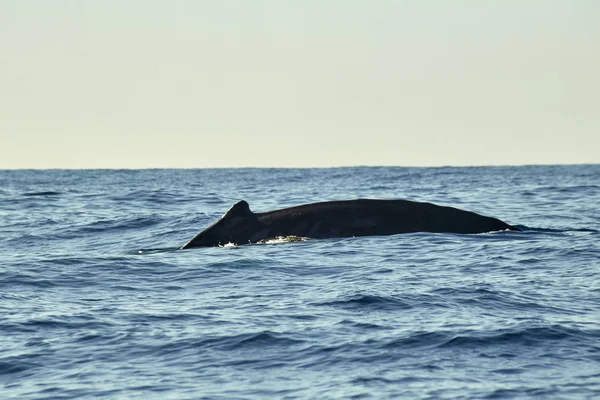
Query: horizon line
xmin=1 ymin=162 xmax=598 ymax=171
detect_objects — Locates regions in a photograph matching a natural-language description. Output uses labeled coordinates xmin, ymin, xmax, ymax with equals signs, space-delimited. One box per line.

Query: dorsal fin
xmin=225 ymin=200 xmax=253 ymax=217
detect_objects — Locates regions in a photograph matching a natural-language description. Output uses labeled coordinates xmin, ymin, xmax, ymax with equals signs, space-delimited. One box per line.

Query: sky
xmin=1 ymin=0 xmax=598 ymax=169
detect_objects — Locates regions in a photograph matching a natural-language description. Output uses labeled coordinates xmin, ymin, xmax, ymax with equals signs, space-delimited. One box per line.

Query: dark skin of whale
xmin=181 ymin=199 xmax=518 ymax=249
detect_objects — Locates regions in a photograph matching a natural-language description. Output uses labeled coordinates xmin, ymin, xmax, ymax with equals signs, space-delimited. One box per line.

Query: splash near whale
xmin=181 ymin=199 xmax=518 ymax=249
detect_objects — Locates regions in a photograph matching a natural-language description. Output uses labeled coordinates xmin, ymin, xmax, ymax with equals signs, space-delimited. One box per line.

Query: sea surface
xmin=1 ymin=165 xmax=599 ymax=399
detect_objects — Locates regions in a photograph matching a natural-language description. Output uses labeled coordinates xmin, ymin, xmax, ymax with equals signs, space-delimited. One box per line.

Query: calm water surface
xmin=1 ymin=166 xmax=599 ymax=399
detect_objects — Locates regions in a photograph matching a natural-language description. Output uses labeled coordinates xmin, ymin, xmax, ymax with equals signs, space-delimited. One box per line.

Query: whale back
xmin=256 ymin=199 xmax=516 ymax=238
xmin=181 ymin=200 xmax=261 ymax=248
xmin=181 ymin=199 xmax=518 ymax=249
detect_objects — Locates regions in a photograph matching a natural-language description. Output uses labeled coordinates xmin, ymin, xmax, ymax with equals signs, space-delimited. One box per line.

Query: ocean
xmin=1 ymin=165 xmax=599 ymax=399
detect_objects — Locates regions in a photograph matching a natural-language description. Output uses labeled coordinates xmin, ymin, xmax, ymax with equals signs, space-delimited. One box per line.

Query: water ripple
xmin=1 ymin=166 xmax=599 ymax=399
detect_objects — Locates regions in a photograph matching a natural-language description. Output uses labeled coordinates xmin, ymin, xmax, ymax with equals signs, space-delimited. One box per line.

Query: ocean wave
xmin=107 ymin=189 xmax=216 ymax=205
xmin=298 ymin=324 xmax=600 ymax=359
xmin=313 ymin=291 xmax=451 ymax=311
xmin=439 ymin=325 xmax=599 ymax=349
xmin=21 ymin=191 xmax=63 ymax=197
xmin=2 ymin=166 xmax=600 ymax=399
xmin=529 ymin=185 xmax=600 ymax=193
xmin=0 ymin=359 xmax=39 ymax=375
xmin=77 ymin=215 xmax=164 ymax=234
xmin=129 ymin=331 xmax=305 ymax=359
xmin=429 ymin=287 xmax=568 ymax=313
xmin=0 ymin=272 xmax=60 ymax=289
xmin=314 ymin=294 xmax=414 ymax=310
xmin=17 ymin=316 xmax=113 ymax=331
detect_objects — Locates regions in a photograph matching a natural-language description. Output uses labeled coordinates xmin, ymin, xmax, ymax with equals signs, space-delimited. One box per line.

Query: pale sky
xmin=1 ymin=0 xmax=598 ymax=168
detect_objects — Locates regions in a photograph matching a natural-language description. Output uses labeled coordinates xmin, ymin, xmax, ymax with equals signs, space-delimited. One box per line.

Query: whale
xmin=181 ymin=199 xmax=518 ymax=249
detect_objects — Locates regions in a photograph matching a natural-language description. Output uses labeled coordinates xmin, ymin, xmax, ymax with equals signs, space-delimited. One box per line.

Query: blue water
xmin=1 ymin=166 xmax=599 ymax=399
